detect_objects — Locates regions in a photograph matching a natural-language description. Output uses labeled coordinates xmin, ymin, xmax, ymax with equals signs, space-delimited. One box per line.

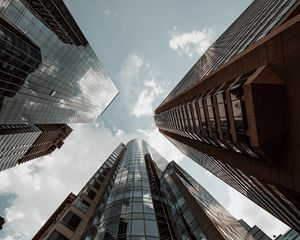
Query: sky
xmin=0 ymin=0 xmax=291 ymax=239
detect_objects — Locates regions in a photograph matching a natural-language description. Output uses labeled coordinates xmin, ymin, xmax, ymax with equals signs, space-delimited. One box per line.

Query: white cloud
xmin=132 ymin=78 xmax=166 ymax=118
xmin=118 ymin=53 xmax=166 ymax=118
xmin=132 ymin=89 xmax=155 ymax=117
xmin=132 ymin=77 xmax=166 ymax=118
xmin=104 ymin=8 xmax=118 ymax=19
xmin=169 ymin=27 xmax=214 ymax=58
xmin=118 ymin=53 xmax=144 ymax=101
xmin=112 ymin=126 xmax=124 ymax=136
xmin=104 ymin=8 xmax=112 ymax=17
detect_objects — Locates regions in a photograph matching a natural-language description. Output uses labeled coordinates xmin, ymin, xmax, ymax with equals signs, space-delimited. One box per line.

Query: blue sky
xmin=0 ymin=0 xmax=290 ymax=239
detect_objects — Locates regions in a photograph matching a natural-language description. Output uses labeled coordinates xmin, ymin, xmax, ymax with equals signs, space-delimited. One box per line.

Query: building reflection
xmin=0 ymin=0 xmax=118 ymax=124
xmin=0 ymin=16 xmax=42 ymax=110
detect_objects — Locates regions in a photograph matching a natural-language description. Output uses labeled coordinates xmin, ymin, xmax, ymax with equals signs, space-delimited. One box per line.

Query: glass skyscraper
xmin=0 ymin=0 xmax=118 ymax=124
xmin=155 ymin=0 xmax=300 ymax=231
xmin=34 ymin=139 xmax=253 ymax=240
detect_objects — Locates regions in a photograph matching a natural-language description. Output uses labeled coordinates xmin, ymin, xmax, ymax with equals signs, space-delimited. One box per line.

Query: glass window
xmin=75 ymin=198 xmax=90 ymax=213
xmin=216 ymin=84 xmax=231 ymax=142
xmin=229 ymin=78 xmax=248 ymax=144
xmin=131 ymin=220 xmax=144 ymax=236
xmin=47 ymin=230 xmax=69 ymax=240
xmin=145 ymin=220 xmax=159 ymax=237
xmin=85 ymin=189 xmax=96 ymax=200
xmin=104 ymin=223 xmax=118 ymax=239
xmin=191 ymin=101 xmax=200 ymax=129
xmin=205 ymin=92 xmax=218 ymax=140
xmin=92 ymin=181 xmax=101 ymax=190
xmin=198 ymin=98 xmax=209 ymax=138
xmin=62 ymin=211 xmax=81 ymax=231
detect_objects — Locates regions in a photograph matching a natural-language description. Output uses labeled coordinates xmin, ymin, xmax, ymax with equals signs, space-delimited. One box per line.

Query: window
xmin=186 ymin=104 xmax=194 ymax=130
xmin=75 ymin=198 xmax=90 ymax=213
xmin=145 ymin=220 xmax=159 ymax=237
xmin=172 ymin=109 xmax=179 ymax=131
xmin=205 ymin=90 xmax=218 ymax=140
xmin=97 ymin=175 xmax=104 ymax=183
xmin=216 ymin=84 xmax=231 ymax=141
xmin=62 ymin=212 xmax=81 ymax=231
xmin=175 ymin=108 xmax=183 ymax=131
xmin=47 ymin=230 xmax=69 ymax=240
xmin=131 ymin=219 xmax=144 ymax=235
xmin=229 ymin=78 xmax=248 ymax=144
xmin=191 ymin=101 xmax=200 ymax=129
xmin=92 ymin=181 xmax=101 ymax=190
xmin=181 ymin=105 xmax=190 ymax=132
xmin=86 ymin=189 xmax=96 ymax=200
xmin=198 ymin=98 xmax=209 ymax=138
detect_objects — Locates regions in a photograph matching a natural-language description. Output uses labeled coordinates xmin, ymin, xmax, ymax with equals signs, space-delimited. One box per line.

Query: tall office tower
xmin=33 ymin=139 xmax=252 ymax=240
xmin=238 ymin=219 xmax=271 ymax=240
xmin=0 ymin=124 xmax=72 ymax=172
xmin=154 ymin=0 xmax=300 ymax=231
xmin=0 ymin=0 xmax=118 ymax=124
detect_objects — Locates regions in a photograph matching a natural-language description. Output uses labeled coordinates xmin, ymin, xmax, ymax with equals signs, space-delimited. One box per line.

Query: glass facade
xmin=161 ymin=161 xmax=251 ymax=240
xmin=154 ymin=69 xmax=261 ymax=159
xmin=85 ymin=140 xmax=171 ymax=240
xmin=0 ymin=0 xmax=118 ymax=124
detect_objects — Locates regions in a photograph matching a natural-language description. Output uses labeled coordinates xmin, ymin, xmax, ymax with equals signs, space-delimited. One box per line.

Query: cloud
xmin=132 ymin=89 xmax=156 ymax=117
xmin=112 ymin=126 xmax=124 ymax=136
xmin=132 ymin=78 xmax=166 ymax=117
xmin=104 ymin=8 xmax=112 ymax=17
xmin=168 ymin=27 xmax=214 ymax=58
xmin=0 ymin=122 xmax=183 ymax=239
xmin=118 ymin=53 xmax=144 ymax=100
xmin=118 ymin=53 xmax=166 ymax=118
xmin=104 ymin=8 xmax=118 ymax=19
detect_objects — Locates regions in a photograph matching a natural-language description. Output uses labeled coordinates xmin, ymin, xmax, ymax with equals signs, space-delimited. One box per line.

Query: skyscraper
xmin=33 ymin=139 xmax=253 ymax=239
xmin=155 ymin=0 xmax=300 ymax=232
xmin=0 ymin=0 xmax=118 ymax=124
xmin=0 ymin=124 xmax=72 ymax=171
xmin=0 ymin=0 xmax=118 ymax=169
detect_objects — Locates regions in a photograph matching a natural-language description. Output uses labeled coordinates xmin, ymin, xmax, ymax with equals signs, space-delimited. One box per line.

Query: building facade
xmin=161 ymin=161 xmax=252 ymax=239
xmin=0 ymin=123 xmax=72 ymax=172
xmin=238 ymin=219 xmax=271 ymax=240
xmin=275 ymin=229 xmax=300 ymax=240
xmin=34 ymin=139 xmax=253 ymax=240
xmin=0 ymin=124 xmax=41 ymax=171
xmin=154 ymin=0 xmax=300 ymax=231
xmin=0 ymin=0 xmax=118 ymax=124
